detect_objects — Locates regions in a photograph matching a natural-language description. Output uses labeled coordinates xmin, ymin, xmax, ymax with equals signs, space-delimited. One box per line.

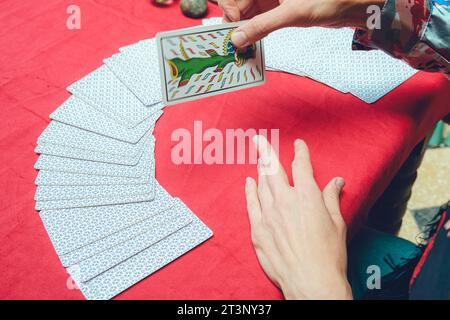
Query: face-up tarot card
xmin=156 ymin=22 xmax=265 ymax=105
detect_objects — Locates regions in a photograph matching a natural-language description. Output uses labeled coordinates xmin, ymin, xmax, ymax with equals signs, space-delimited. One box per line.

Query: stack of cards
xmin=34 ymin=36 xmax=213 ymax=300
xmin=203 ymin=18 xmax=418 ymax=103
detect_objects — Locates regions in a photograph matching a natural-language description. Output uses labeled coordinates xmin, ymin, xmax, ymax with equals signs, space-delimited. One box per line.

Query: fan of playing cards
xmin=34 ymin=18 xmax=418 ymax=300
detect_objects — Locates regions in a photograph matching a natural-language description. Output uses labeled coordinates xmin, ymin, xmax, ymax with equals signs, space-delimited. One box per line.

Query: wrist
xmin=280 ymin=274 xmax=353 ymax=300
xmin=339 ymin=0 xmax=387 ymax=29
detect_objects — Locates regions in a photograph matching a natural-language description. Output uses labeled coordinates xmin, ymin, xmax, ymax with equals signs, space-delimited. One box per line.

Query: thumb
xmin=322 ymin=177 xmax=345 ymax=224
xmin=231 ymin=6 xmax=291 ymax=48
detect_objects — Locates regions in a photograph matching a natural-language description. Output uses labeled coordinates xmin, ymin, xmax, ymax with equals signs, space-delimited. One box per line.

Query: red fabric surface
xmin=0 ymin=0 xmax=449 ymax=300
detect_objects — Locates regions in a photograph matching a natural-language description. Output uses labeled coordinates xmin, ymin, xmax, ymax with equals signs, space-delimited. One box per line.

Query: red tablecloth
xmin=1 ymin=0 xmax=449 ymax=300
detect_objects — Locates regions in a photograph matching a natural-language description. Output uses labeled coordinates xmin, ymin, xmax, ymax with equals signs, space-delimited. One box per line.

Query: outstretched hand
xmin=245 ymin=135 xmax=352 ymax=299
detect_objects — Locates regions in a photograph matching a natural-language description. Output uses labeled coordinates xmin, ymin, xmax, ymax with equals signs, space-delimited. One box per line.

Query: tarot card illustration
xmin=156 ymin=22 xmax=265 ymax=105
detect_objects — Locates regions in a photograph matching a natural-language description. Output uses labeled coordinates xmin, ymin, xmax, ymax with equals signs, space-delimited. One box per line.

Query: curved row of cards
xmin=34 ymin=36 xmax=217 ymax=299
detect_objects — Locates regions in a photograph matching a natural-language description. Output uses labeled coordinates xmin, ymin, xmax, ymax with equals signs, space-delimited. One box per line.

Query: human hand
xmin=218 ymin=0 xmax=386 ymax=47
xmin=245 ymin=135 xmax=352 ymax=299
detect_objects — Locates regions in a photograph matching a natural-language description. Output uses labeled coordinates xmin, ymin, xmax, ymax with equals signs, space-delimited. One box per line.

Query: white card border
xmin=156 ymin=21 xmax=266 ymax=106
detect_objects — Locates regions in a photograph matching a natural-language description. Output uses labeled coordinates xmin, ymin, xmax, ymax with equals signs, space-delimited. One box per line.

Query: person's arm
xmin=219 ymin=0 xmax=450 ymax=77
xmin=245 ymin=135 xmax=352 ymax=300
xmin=353 ymin=0 xmax=450 ymax=77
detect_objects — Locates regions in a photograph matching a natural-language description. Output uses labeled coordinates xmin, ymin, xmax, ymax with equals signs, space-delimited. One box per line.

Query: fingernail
xmin=335 ymin=177 xmax=345 ymax=190
xmin=231 ymin=31 xmax=248 ymax=47
xmin=246 ymin=177 xmax=253 ymax=187
xmin=294 ymin=139 xmax=303 ymax=147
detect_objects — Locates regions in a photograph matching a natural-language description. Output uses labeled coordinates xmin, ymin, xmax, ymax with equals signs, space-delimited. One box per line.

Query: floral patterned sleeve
xmin=352 ymin=0 xmax=450 ymax=78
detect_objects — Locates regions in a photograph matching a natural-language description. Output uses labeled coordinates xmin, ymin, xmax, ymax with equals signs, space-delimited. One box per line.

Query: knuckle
xmin=294 ymin=187 xmax=305 ymax=200
xmin=324 ymin=192 xmax=338 ymax=204
xmin=264 ymin=214 xmax=276 ymax=230
xmin=335 ymin=217 xmax=347 ymax=232
xmin=295 ymin=186 xmax=315 ymax=200
xmin=339 ymin=218 xmax=347 ymax=230
xmin=218 ymin=1 xmax=227 ymax=10
xmin=291 ymin=159 xmax=304 ymax=175
xmin=251 ymin=226 xmax=263 ymax=245
xmin=245 ymin=187 xmax=253 ymax=198
xmin=250 ymin=232 xmax=258 ymax=245
xmin=264 ymin=213 xmax=280 ymax=232
xmin=222 ymin=3 xmax=234 ymax=12
xmin=219 ymin=1 xmax=235 ymax=15
xmin=272 ymin=187 xmax=294 ymax=206
xmin=275 ymin=196 xmax=290 ymax=211
xmin=249 ymin=19 xmax=269 ymax=38
xmin=271 ymin=190 xmax=283 ymax=204
xmin=246 ymin=200 xmax=258 ymax=214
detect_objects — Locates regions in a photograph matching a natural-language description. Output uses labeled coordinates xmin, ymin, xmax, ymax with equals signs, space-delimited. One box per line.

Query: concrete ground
xmin=398 ymin=143 xmax=450 ymax=243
